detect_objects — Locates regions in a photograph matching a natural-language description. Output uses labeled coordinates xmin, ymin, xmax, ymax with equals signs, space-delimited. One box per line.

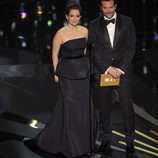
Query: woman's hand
xmin=54 ymin=75 xmax=59 ymax=83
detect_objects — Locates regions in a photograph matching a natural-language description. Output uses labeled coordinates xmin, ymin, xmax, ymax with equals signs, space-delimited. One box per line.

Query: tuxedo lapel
xmin=113 ymin=15 xmax=121 ymax=48
xmin=100 ymin=17 xmax=112 ymax=48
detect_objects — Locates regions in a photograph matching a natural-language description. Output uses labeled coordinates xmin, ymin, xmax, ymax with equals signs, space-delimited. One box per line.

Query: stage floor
xmin=0 ymin=105 xmax=157 ymax=158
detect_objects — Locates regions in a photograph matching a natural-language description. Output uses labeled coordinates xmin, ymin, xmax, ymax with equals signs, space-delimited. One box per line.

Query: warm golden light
xmin=112 ymin=130 xmax=158 ymax=151
xmin=118 ymin=141 xmax=158 ymax=157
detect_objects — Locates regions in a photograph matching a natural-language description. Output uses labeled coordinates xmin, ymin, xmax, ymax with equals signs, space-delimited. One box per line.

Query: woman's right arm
xmin=52 ymin=30 xmax=63 ymax=82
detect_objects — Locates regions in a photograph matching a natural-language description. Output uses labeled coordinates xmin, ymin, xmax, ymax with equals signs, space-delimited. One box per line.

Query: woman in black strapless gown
xmin=24 ymin=1 xmax=91 ymax=158
xmin=35 ymin=37 xmax=90 ymax=158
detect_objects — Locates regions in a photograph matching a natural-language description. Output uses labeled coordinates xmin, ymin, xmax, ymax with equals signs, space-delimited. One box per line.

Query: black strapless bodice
xmin=55 ymin=38 xmax=90 ymax=79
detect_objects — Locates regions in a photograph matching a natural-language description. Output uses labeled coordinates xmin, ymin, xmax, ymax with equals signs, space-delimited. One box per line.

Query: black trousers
xmin=93 ymin=74 xmax=135 ymax=145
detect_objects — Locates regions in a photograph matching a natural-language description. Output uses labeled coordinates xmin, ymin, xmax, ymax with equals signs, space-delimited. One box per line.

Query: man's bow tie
xmin=105 ymin=18 xmax=115 ymax=25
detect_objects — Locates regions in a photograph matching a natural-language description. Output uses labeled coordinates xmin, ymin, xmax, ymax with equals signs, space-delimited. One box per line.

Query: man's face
xmin=100 ymin=0 xmax=117 ymax=19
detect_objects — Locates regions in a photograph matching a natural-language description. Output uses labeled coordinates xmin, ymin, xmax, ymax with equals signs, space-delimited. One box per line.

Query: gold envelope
xmin=100 ymin=74 xmax=120 ymax=87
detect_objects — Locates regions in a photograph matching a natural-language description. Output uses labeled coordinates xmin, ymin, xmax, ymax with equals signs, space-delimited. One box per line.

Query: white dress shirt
xmin=104 ymin=13 xmax=116 ymax=48
xmin=104 ymin=13 xmax=125 ymax=75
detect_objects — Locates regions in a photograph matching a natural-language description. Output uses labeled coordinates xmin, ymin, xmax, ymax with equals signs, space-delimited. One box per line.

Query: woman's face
xmin=66 ymin=9 xmax=81 ymax=26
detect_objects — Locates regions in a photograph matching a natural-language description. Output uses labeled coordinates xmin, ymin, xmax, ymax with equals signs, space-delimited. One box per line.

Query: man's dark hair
xmin=99 ymin=0 xmax=117 ymax=5
xmin=65 ymin=0 xmax=82 ymax=16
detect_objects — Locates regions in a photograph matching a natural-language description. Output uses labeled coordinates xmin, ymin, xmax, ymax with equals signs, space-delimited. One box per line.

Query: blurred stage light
xmin=142 ymin=48 xmax=146 ymax=52
xmin=34 ymin=19 xmax=38 ymax=27
xmin=46 ymin=44 xmax=51 ymax=50
xmin=143 ymin=65 xmax=148 ymax=75
xmin=19 ymin=2 xmax=27 ymax=20
xmin=37 ymin=3 xmax=43 ymax=15
xmin=47 ymin=20 xmax=53 ymax=27
xmin=20 ymin=12 xmax=27 ymax=19
xmin=0 ymin=30 xmax=4 ymax=37
xmin=154 ymin=34 xmax=158 ymax=41
xmin=51 ymin=5 xmax=56 ymax=11
xmin=50 ymin=5 xmax=57 ymax=21
xmin=11 ymin=22 xmax=16 ymax=30
xmin=38 ymin=10 xmax=43 ymax=15
xmin=30 ymin=119 xmax=38 ymax=128
xmin=18 ymin=36 xmax=27 ymax=48
xmin=22 ymin=41 xmax=27 ymax=48
xmin=52 ymin=14 xmax=57 ymax=21
xmin=18 ymin=36 xmax=24 ymax=40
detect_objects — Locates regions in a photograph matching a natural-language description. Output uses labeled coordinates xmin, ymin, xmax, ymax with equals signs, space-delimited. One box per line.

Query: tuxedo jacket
xmin=88 ymin=14 xmax=136 ymax=77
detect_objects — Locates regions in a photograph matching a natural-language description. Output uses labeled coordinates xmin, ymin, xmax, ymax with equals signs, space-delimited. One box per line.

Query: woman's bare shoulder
xmin=55 ymin=27 xmax=65 ymax=36
xmin=78 ymin=25 xmax=88 ymax=32
xmin=78 ymin=25 xmax=88 ymax=37
xmin=54 ymin=27 xmax=69 ymax=41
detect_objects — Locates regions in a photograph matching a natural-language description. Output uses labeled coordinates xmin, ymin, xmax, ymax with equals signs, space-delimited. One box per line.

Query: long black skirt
xmin=35 ymin=77 xmax=91 ymax=158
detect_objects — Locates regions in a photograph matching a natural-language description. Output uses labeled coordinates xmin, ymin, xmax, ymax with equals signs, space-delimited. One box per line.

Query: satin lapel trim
xmin=100 ymin=17 xmax=112 ymax=48
xmin=113 ymin=16 xmax=121 ymax=48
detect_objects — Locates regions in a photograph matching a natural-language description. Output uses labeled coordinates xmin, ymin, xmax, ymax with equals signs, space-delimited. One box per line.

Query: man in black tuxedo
xmin=88 ymin=0 xmax=136 ymax=156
